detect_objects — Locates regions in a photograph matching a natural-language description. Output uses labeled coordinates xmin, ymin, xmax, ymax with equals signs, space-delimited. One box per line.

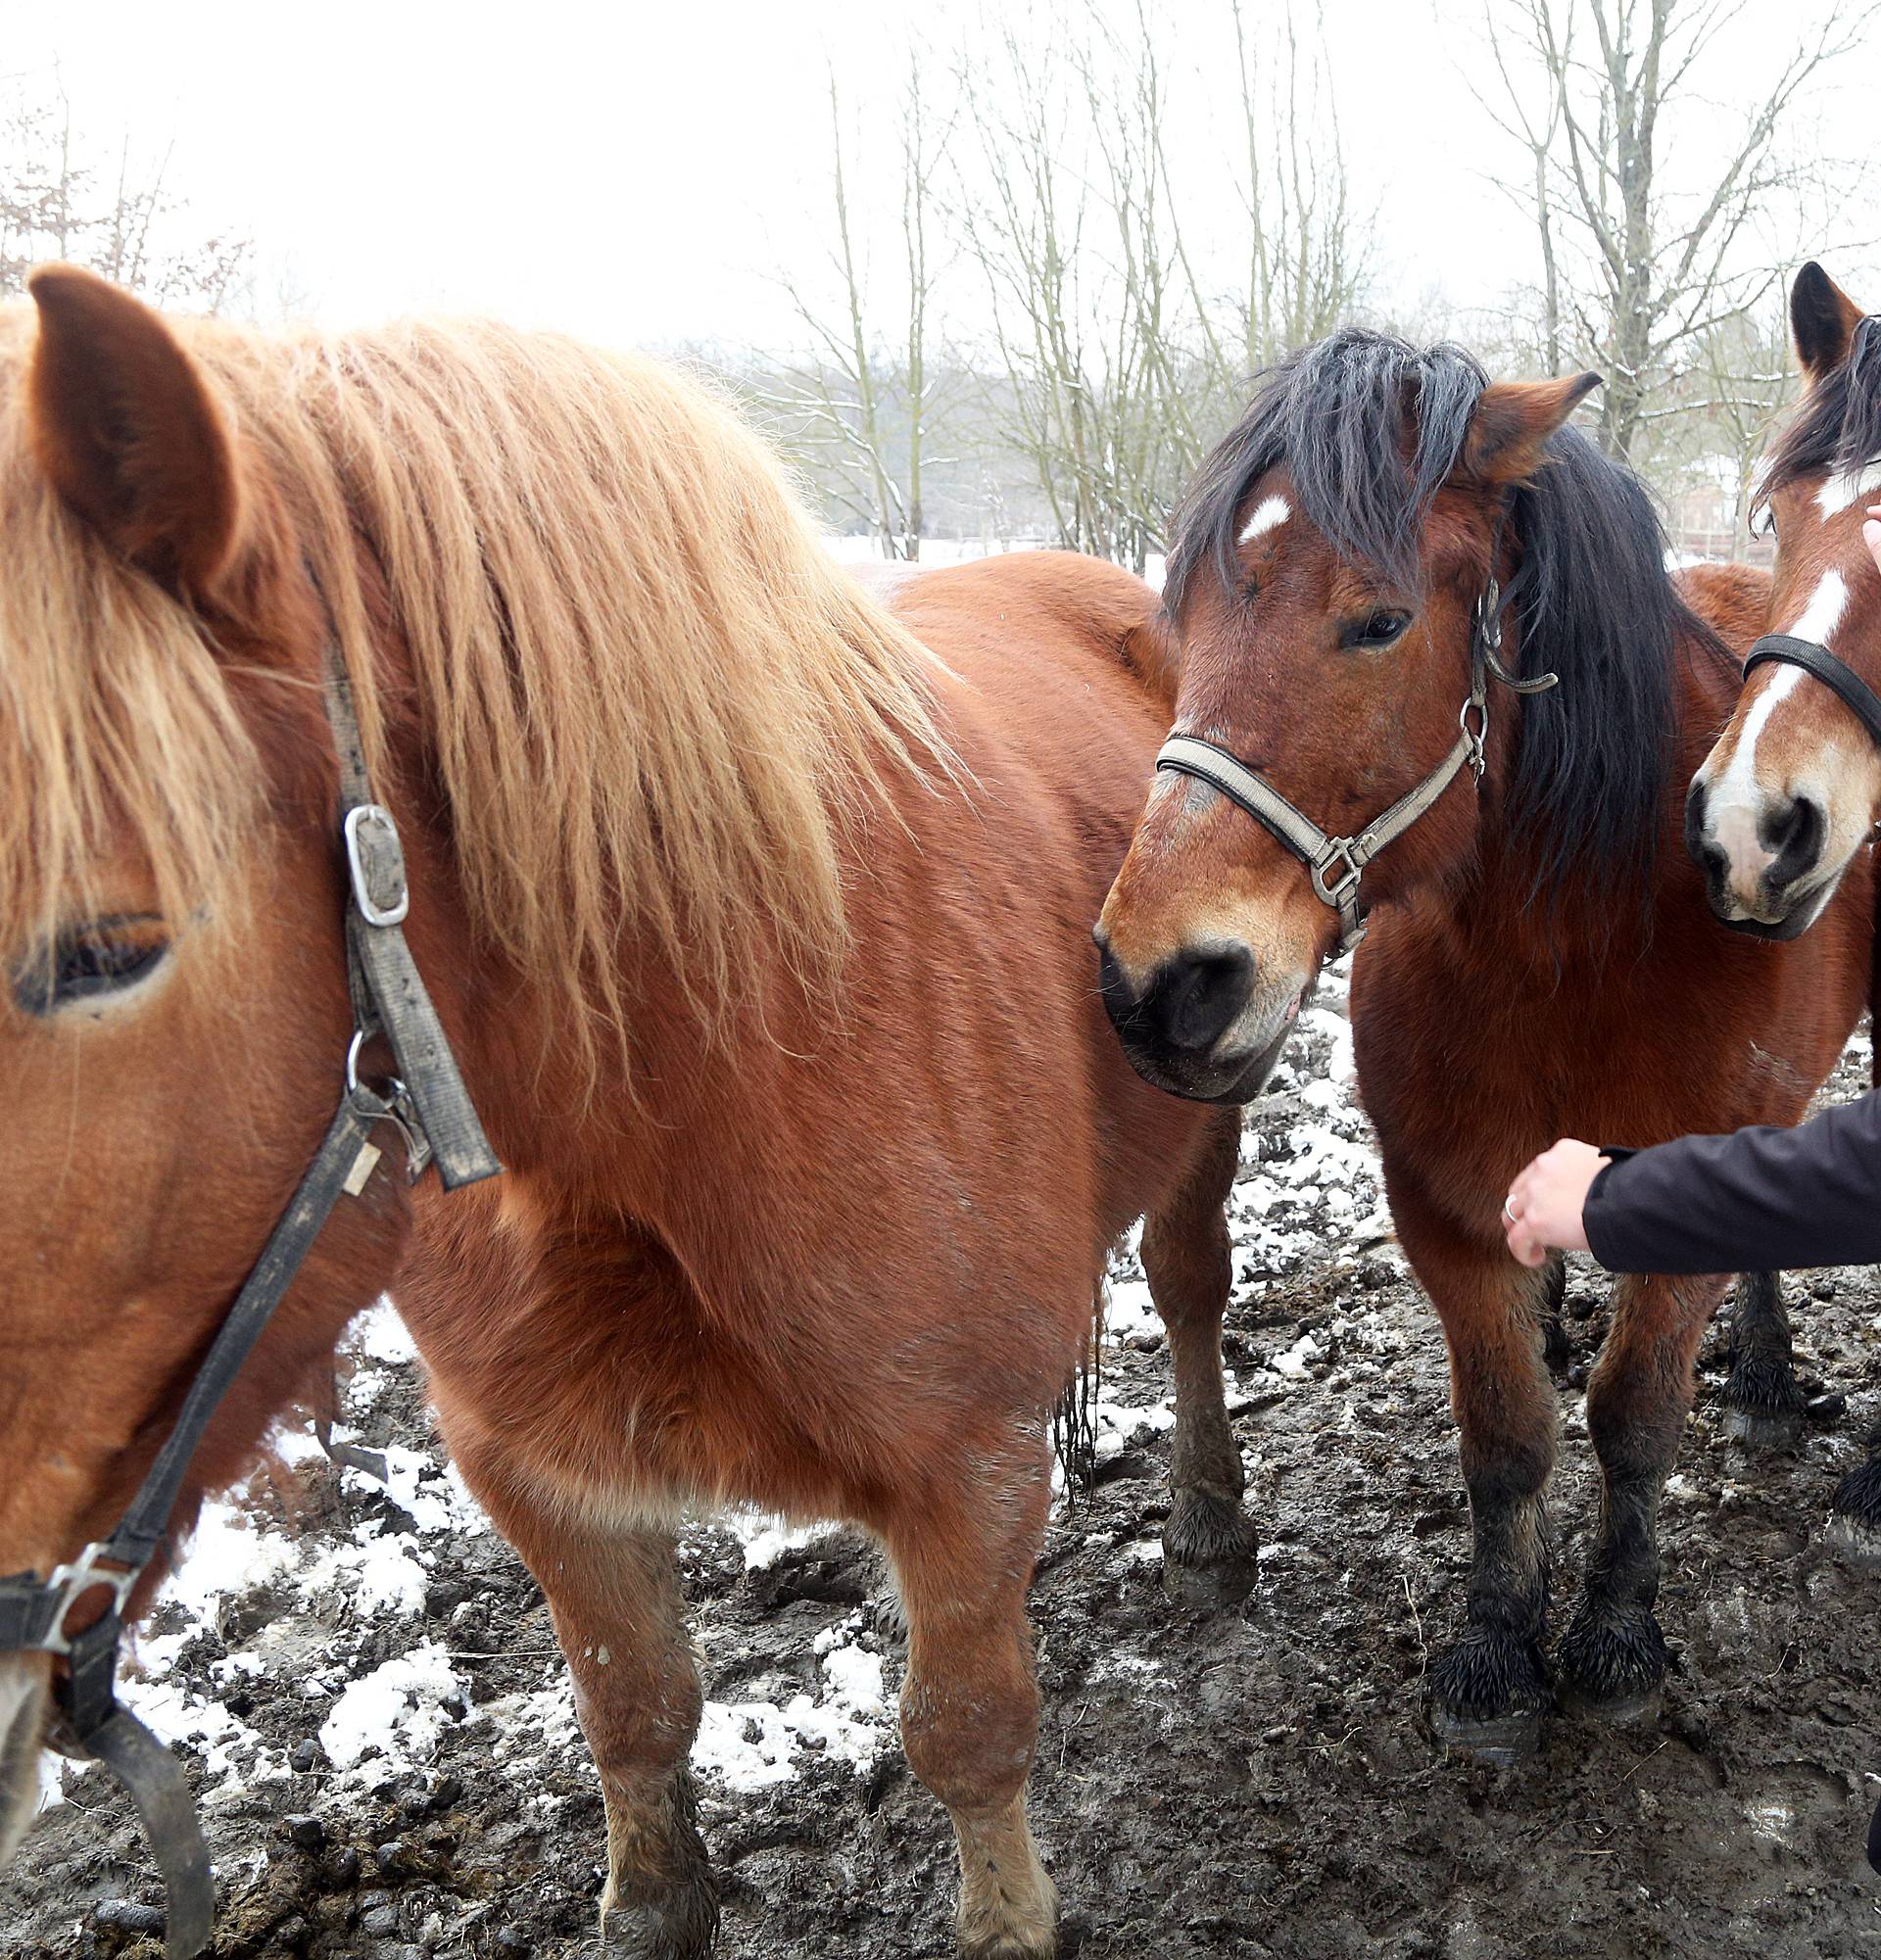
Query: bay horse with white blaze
xmin=0 ymin=267 xmax=1258 ymax=1959
xmin=1097 ymin=329 xmax=1874 ymax=1762
xmin=1687 ymin=260 xmax=1881 ymax=1555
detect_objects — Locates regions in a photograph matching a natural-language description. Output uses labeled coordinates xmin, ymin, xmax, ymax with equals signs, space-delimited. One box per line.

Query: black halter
xmin=0 ymin=647 xmax=500 ymax=1959
xmin=1155 ymin=575 xmax=1557 ymax=954
xmin=1741 ymin=632 xmax=1881 ymax=750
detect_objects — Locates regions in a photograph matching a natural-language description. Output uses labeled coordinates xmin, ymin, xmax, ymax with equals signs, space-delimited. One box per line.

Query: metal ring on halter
xmin=343 ymin=1028 xmax=427 ymax=1178
xmin=1460 ymin=698 xmax=1489 ymax=777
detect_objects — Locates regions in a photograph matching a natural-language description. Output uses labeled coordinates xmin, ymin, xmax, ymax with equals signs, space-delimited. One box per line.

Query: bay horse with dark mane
xmin=1687 ymin=260 xmax=1881 ymax=1555
xmin=0 ymin=267 xmax=1260 ymax=1958
xmin=1096 ymin=329 xmax=1874 ymax=1761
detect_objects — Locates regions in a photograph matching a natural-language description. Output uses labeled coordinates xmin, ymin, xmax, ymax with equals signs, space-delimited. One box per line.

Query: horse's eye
xmin=1348 ymin=609 xmax=1412 ymax=649
xmin=13 ymin=919 xmax=171 ymax=1016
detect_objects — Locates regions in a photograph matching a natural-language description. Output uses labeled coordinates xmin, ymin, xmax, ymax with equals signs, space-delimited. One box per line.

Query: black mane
xmin=1761 ymin=314 xmax=1881 ymax=499
xmin=1165 ymin=327 xmax=1714 ymax=911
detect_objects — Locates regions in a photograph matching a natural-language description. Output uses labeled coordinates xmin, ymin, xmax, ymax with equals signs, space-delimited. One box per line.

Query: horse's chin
xmin=0 ymin=1663 xmax=48 ymax=1868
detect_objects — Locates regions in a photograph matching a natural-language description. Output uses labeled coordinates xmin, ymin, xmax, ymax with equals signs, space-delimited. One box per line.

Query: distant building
xmin=1665 ymin=453 xmax=1772 ymax=566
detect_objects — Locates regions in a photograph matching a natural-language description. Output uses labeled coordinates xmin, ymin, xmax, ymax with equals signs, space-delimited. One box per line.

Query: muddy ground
xmin=5 ymin=988 xmax=1878 ymax=1960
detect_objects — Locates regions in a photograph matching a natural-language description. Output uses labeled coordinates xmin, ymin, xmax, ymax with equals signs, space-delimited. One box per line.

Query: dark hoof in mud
xmin=1429 ymin=1700 xmax=1543 ymax=1767
xmin=1427 ymin=1631 xmax=1548 ymax=1766
xmin=1719 ymin=1356 xmax=1809 ymax=1450
xmin=1161 ymin=1489 xmax=1259 ymax=1608
xmin=1554 ymin=1608 xmax=1668 ymax=1724
xmin=601 ymin=1888 xmax=719 ymax=1960
xmin=1723 ymin=1405 xmax=1808 ymax=1449
xmin=1826 ymin=1458 xmax=1881 ymax=1568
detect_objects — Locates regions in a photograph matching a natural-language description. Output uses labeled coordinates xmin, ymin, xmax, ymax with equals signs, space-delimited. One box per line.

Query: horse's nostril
xmin=1155 ymin=946 xmax=1256 ymax=1055
xmin=1761 ymin=791 xmax=1826 ymax=891
xmin=1684 ymin=779 xmax=1726 ymax=880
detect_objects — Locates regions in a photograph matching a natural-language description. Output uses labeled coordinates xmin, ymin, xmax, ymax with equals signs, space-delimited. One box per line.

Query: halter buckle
xmin=1310 ymin=838 xmax=1365 ymax=907
xmin=38 ymin=1543 xmax=141 ymax=1657
xmin=343 ymin=805 xmax=410 ymax=928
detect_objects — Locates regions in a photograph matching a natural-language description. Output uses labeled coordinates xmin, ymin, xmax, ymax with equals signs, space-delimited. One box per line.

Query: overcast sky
xmin=10 ymin=0 xmax=1875 ymax=356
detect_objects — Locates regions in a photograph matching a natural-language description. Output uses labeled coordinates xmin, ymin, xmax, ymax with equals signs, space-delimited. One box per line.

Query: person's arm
xmin=1504 ymin=1084 xmax=1881 ymax=1274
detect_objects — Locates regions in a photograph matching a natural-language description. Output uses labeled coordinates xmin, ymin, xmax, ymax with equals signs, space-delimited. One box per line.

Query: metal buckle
xmin=38 ymin=1544 xmax=140 ymax=1656
xmin=343 ymin=805 xmax=410 ymax=928
xmin=1311 ymin=839 xmax=1364 ymax=907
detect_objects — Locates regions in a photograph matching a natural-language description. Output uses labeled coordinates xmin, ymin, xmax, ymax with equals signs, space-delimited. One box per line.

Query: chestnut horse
xmin=1687 ymin=260 xmax=1881 ymax=1557
xmin=0 ymin=267 xmax=1257 ymax=1959
xmin=1096 ymin=329 xmax=1873 ymax=1763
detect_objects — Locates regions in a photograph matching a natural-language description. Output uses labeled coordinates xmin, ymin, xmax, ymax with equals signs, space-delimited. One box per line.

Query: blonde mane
xmin=0 ymin=306 xmax=947 ymax=1055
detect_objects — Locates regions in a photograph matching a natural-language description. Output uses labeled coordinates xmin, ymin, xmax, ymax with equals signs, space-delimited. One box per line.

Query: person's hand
xmin=1502 ymin=1139 xmax=1608 ymax=1267
xmin=1864 ymin=502 xmax=1881 ymax=578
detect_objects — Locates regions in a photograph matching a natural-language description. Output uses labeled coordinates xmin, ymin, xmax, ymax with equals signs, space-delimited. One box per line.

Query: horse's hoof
xmin=1428 ymin=1700 xmax=1543 ymax=1767
xmin=1826 ymin=1458 xmax=1881 ymax=1568
xmin=600 ymin=1873 xmax=719 ymax=1960
xmin=602 ymin=1904 xmax=714 ymax=1960
xmin=1427 ymin=1629 xmax=1548 ymax=1766
xmin=1556 ymin=1678 xmax=1662 ymax=1727
xmin=1554 ymin=1607 xmax=1667 ymax=1722
xmin=1719 ymin=1358 xmax=1809 ymax=1450
xmin=1723 ymin=1405 xmax=1808 ymax=1450
xmin=1160 ymin=1489 xmax=1258 ymax=1609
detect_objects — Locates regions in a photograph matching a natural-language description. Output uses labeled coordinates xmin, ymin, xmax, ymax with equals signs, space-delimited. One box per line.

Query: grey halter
xmin=1156 ymin=580 xmax=1556 ymax=954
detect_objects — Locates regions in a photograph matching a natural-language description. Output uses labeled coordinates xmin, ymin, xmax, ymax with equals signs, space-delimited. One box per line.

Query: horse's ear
xmin=1791 ymin=262 xmax=1864 ymax=382
xmin=27 ymin=263 xmax=246 ymax=598
xmin=1463 ymin=372 xmax=1602 ymax=486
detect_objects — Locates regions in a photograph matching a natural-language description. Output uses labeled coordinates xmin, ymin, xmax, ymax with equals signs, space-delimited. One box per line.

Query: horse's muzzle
xmin=1096 ymin=937 xmax=1297 ymax=1104
xmin=1685 ymin=776 xmax=1833 ymax=938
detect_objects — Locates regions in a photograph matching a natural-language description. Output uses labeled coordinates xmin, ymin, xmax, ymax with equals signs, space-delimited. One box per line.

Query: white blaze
xmin=1706 ymin=568 xmax=1850 ymax=884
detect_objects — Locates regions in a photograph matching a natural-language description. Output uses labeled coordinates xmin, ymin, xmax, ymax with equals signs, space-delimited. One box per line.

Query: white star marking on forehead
xmin=1237 ymin=495 xmax=1291 ymax=545
xmin=1816 ymin=459 xmax=1881 ymax=519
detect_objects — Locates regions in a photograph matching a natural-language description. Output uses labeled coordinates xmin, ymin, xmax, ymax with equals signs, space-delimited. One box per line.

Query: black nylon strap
xmin=1743 ymin=634 xmax=1881 ymax=750
xmin=85 ymin=1710 xmax=214 ymax=1960
xmin=102 ymin=1096 xmax=381 ymax=1572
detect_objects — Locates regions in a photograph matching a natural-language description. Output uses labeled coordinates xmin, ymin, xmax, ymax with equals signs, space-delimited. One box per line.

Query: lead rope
xmin=0 ymin=641 xmax=499 ymax=1959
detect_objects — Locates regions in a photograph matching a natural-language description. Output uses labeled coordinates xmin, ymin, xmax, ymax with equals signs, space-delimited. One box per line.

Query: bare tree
xmin=0 ymin=74 xmax=253 ymax=311
xmin=772 ymin=61 xmax=956 ymax=560
xmin=950 ymin=0 xmax=1372 ymax=570
xmin=1482 ymin=0 xmax=1866 ymax=461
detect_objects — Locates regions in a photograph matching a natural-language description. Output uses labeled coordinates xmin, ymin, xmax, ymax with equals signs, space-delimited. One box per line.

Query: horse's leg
xmin=1828 ymin=1432 xmax=1881 ymax=1566
xmin=1398 ymin=1201 xmax=1557 ymax=1764
xmin=1140 ymin=1107 xmax=1255 ymax=1605
xmin=1719 ymin=1269 xmax=1809 ymax=1447
xmin=456 ymin=1447 xmax=715 ymax=1960
xmin=1556 ymin=1270 xmax=1721 ymax=1722
xmin=1538 ymin=1256 xmax=1571 ymax=1371
xmin=887 ymin=1428 xmax=1057 ymax=1960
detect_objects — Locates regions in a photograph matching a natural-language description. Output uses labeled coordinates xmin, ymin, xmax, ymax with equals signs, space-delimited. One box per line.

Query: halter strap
xmin=1155 ymin=574 xmax=1551 ymax=954
xmin=1742 ymin=633 xmax=1881 ymax=751
xmin=0 ymin=645 xmax=499 ymax=1958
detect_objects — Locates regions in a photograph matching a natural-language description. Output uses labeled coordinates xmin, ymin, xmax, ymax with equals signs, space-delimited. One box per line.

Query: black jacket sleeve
xmin=1583 ymin=1084 xmax=1881 ymax=1274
